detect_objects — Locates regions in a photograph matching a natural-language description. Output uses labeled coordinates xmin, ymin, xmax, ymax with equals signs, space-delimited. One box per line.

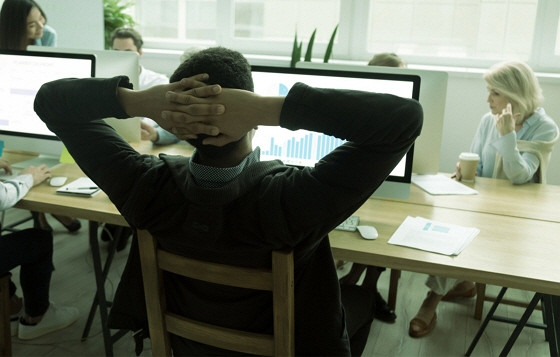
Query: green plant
xmin=290 ymin=25 xmax=338 ymax=67
xmin=290 ymin=31 xmax=303 ymax=68
xmin=103 ymin=0 xmax=136 ymax=49
xmin=323 ymin=24 xmax=338 ymax=63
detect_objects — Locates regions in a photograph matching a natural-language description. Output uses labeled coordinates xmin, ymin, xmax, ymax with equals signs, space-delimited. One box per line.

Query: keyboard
xmin=0 ymin=168 xmax=22 ymax=182
xmin=335 ymin=215 xmax=360 ymax=232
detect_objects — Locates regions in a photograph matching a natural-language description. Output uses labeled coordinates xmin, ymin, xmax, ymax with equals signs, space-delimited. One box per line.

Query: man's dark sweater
xmin=35 ymin=76 xmax=422 ymax=355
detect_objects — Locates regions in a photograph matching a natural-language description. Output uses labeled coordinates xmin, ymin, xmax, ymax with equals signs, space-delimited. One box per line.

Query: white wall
xmin=36 ymin=0 xmax=104 ymax=50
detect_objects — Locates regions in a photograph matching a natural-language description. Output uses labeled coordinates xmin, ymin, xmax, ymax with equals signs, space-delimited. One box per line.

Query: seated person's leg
xmin=362 ymin=266 xmax=396 ymax=323
xmin=409 ymin=275 xmax=457 ymax=338
xmin=341 ymin=284 xmax=375 ymax=356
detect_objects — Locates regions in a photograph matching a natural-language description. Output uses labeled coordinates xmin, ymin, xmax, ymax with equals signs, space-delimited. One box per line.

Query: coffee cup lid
xmin=459 ymin=152 xmax=480 ymax=160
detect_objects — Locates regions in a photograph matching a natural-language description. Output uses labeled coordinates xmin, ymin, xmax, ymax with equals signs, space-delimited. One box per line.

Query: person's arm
xmin=493 ymin=120 xmax=558 ymax=184
xmin=0 ymin=165 xmax=51 ymax=210
xmin=164 ymin=83 xmax=423 ymax=239
xmin=34 ymin=76 xmax=223 ymax=211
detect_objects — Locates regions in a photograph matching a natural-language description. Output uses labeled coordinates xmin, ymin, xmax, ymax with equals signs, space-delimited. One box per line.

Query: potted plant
xmin=103 ymin=0 xmax=136 ymax=49
xmin=290 ymin=25 xmax=338 ymax=67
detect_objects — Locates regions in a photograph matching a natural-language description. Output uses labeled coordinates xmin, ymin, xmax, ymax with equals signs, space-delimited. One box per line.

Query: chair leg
xmin=1 ymin=273 xmax=12 ymax=357
xmin=474 ymin=282 xmax=486 ymax=320
xmin=541 ymin=295 xmax=560 ymax=356
xmin=465 ymin=286 xmax=508 ymax=356
xmin=388 ymin=269 xmax=401 ymax=310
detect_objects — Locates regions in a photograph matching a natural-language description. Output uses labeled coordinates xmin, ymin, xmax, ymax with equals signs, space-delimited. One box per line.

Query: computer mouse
xmin=49 ymin=176 xmax=68 ymax=187
xmin=357 ymin=225 xmax=378 ymax=240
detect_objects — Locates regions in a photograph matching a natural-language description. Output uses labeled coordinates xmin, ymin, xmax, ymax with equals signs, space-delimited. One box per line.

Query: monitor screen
xmin=297 ymin=61 xmax=448 ymax=175
xmin=0 ymin=50 xmax=95 ymax=142
xmin=250 ymin=66 xmax=420 ymax=196
xmin=27 ymin=46 xmax=141 ymax=143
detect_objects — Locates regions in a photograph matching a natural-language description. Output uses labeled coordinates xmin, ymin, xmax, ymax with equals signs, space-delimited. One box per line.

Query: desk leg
xmin=388 ymin=269 xmax=401 ymax=310
xmin=82 ymin=222 xmax=128 ymax=357
xmin=500 ymin=292 xmax=542 ymax=356
xmin=87 ymin=221 xmax=113 ymax=356
xmin=542 ymin=295 xmax=560 ymax=356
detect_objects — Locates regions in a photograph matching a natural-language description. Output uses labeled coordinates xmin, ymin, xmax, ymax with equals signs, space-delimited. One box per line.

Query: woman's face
xmin=486 ymin=85 xmax=510 ymax=115
xmin=26 ymin=7 xmax=45 ymax=41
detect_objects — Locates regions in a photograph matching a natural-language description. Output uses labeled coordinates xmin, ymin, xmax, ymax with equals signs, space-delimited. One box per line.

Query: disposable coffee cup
xmin=459 ymin=152 xmax=479 ymax=182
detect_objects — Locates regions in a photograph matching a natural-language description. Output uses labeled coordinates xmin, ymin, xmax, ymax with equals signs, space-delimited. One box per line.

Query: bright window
xmin=133 ymin=0 xmax=560 ymax=71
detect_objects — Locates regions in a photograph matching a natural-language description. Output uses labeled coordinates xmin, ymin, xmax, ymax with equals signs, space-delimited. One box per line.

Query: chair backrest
xmin=136 ymin=229 xmax=295 ymax=357
xmin=0 ymin=272 xmax=12 ymax=357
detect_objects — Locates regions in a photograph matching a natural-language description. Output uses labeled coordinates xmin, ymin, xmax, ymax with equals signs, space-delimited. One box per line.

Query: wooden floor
xmin=5 ymin=207 xmax=550 ymax=357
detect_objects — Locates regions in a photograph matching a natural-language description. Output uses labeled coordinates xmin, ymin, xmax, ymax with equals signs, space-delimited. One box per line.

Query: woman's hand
xmin=451 ymin=161 xmax=462 ymax=181
xmin=0 ymin=159 xmax=12 ymax=175
xmin=20 ymin=164 xmax=51 ymax=186
xmin=495 ymin=103 xmax=519 ymax=136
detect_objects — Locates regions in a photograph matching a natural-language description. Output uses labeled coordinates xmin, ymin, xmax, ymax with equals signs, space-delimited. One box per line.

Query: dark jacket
xmin=35 ymin=76 xmax=422 ymax=355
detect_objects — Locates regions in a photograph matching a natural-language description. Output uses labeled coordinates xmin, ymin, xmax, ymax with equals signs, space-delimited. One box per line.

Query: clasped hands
xmin=127 ymin=73 xmax=279 ymax=147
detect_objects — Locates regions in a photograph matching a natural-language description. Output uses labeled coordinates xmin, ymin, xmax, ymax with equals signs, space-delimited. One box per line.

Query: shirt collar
xmin=189 ymin=147 xmax=261 ymax=188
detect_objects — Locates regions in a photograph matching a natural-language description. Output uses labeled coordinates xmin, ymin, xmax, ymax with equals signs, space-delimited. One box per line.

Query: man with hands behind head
xmin=34 ymin=47 xmax=422 ymax=356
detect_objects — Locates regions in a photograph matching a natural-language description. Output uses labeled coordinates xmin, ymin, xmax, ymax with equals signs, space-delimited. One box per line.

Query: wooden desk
xmin=384 ymin=174 xmax=560 ymax=223
xmin=329 ymin=198 xmax=560 ymax=296
xmin=5 ymin=147 xmax=559 ymax=353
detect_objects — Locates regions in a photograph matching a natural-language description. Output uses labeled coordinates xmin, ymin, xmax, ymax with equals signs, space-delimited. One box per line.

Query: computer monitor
xmin=27 ymin=46 xmax=141 ymax=142
xmin=251 ymin=65 xmax=420 ymax=199
xmin=297 ymin=62 xmax=448 ymax=175
xmin=0 ymin=49 xmax=95 ymax=158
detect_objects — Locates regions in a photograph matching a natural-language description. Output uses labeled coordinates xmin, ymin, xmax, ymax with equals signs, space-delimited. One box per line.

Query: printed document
xmin=388 ymin=216 xmax=479 ymax=255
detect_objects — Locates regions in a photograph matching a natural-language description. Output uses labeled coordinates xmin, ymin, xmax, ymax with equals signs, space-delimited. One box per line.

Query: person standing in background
xmin=338 ymin=52 xmax=406 ymax=324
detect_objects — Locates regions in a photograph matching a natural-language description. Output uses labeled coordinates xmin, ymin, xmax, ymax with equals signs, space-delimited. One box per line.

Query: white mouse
xmin=357 ymin=225 xmax=378 ymax=240
xmin=49 ymin=176 xmax=68 ymax=187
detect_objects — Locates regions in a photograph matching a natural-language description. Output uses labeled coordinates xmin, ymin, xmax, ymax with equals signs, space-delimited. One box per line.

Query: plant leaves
xmin=323 ymin=24 xmax=338 ymax=63
xmin=304 ymin=28 xmax=317 ymax=62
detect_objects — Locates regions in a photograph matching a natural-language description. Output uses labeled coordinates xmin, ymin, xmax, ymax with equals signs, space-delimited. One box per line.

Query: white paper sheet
xmin=412 ymin=174 xmax=478 ymax=195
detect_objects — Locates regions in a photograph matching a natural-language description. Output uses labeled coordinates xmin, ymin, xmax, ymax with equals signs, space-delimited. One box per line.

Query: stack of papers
xmin=388 ymin=216 xmax=479 ymax=256
xmin=56 ymin=177 xmax=100 ymax=197
xmin=412 ymin=174 xmax=478 ymax=195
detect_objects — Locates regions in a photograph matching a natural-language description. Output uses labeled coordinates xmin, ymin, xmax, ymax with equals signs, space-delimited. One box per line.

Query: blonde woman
xmin=409 ymin=61 xmax=559 ymax=338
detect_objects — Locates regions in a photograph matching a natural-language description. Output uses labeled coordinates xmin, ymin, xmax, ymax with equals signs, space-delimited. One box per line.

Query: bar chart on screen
xmin=254 ymin=126 xmax=345 ymax=167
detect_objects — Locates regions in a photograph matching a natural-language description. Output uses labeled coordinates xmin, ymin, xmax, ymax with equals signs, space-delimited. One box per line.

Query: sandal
xmin=409 ymin=313 xmax=437 ymax=338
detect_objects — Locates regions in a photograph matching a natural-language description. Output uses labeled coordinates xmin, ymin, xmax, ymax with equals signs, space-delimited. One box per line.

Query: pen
xmin=66 ymin=187 xmax=98 ymax=190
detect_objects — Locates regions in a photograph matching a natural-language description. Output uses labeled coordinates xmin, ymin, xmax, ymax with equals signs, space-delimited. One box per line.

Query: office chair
xmin=0 ymin=272 xmax=12 ymax=357
xmin=136 ymin=229 xmax=295 ymax=357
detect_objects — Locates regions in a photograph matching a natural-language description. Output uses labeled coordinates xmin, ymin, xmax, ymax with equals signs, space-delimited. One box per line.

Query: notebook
xmin=56 ymin=177 xmax=100 ymax=197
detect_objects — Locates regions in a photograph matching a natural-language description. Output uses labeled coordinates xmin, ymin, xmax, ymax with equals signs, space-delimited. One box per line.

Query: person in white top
xmin=110 ymin=27 xmax=178 ymax=145
xmin=0 ymin=159 xmax=79 ymax=340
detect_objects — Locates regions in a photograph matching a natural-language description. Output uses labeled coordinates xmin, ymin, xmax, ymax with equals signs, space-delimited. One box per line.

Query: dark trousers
xmin=341 ymin=284 xmax=375 ymax=356
xmin=0 ymin=228 xmax=54 ymax=317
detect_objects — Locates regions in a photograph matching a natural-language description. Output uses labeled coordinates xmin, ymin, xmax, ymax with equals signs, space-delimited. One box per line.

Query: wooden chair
xmin=0 ymin=272 xmax=12 ymax=357
xmin=136 ymin=229 xmax=295 ymax=357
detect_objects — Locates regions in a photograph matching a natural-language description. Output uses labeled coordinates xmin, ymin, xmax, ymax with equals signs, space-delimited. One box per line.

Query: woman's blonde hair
xmin=483 ymin=61 xmax=543 ymax=118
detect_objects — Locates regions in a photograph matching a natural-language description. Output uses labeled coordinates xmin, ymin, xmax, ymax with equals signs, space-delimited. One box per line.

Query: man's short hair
xmin=110 ymin=27 xmax=143 ymax=51
xmin=170 ymin=47 xmax=254 ymax=157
